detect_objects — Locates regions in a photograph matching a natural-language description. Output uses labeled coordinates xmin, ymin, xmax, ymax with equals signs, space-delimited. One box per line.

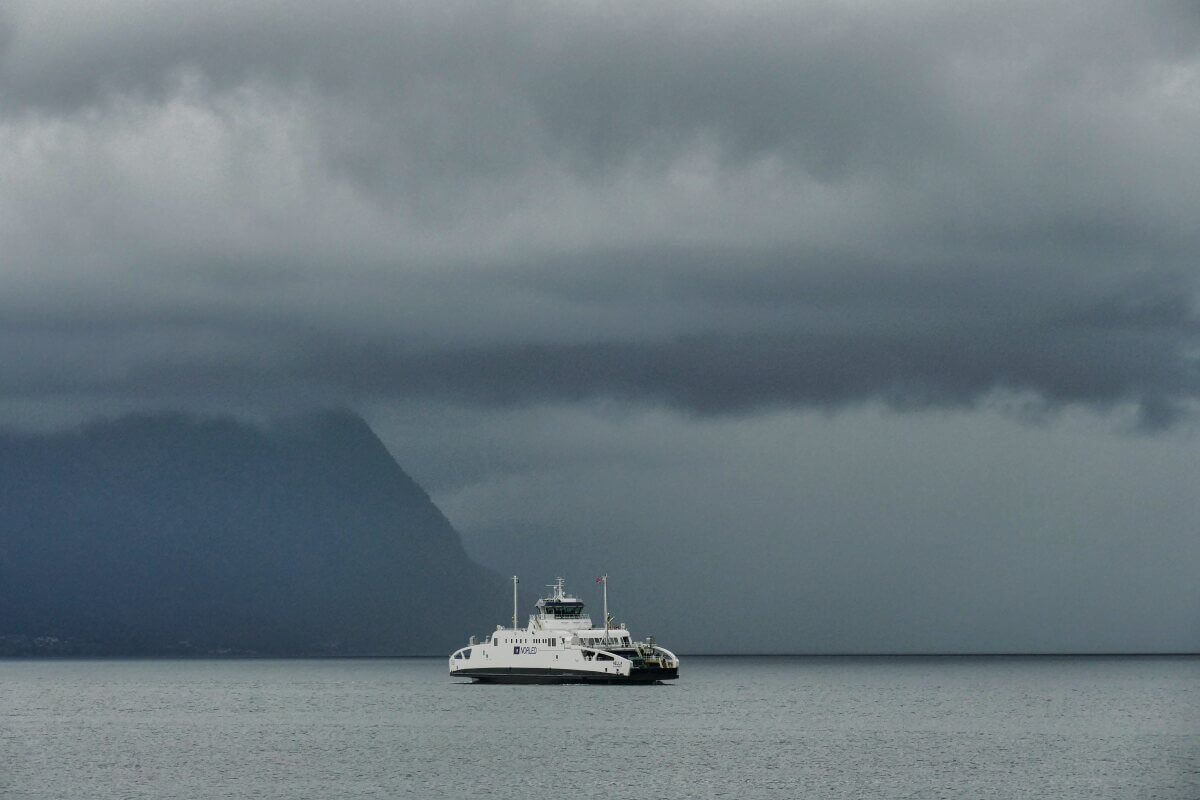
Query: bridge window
xmin=545 ymin=602 xmax=584 ymax=618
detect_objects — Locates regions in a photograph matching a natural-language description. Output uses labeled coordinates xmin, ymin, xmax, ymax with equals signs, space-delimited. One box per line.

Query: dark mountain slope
xmin=0 ymin=411 xmax=502 ymax=655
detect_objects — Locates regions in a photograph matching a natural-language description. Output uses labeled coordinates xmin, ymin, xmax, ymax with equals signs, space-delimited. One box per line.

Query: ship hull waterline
xmin=454 ymin=666 xmax=679 ymax=684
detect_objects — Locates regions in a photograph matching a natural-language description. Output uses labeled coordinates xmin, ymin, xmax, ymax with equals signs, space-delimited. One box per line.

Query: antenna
xmin=512 ymin=576 xmax=519 ymax=631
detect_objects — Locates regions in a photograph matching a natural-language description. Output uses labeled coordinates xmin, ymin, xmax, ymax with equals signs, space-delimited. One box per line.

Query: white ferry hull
xmin=455 ymin=665 xmax=679 ymax=684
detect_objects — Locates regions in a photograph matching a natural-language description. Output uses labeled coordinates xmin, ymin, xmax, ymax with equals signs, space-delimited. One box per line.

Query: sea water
xmin=1 ymin=656 xmax=1196 ymax=799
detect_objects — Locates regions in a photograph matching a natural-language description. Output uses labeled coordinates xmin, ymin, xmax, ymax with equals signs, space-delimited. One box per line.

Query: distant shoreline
xmin=2 ymin=651 xmax=1196 ymax=661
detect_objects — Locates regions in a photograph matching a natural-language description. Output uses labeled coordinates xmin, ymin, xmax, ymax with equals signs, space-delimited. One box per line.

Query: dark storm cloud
xmin=2 ymin=0 xmax=1199 ymax=425
xmin=387 ymin=307 xmax=1195 ymax=415
xmin=6 ymin=264 xmax=1193 ymax=431
xmin=233 ymin=279 xmax=1200 ymax=429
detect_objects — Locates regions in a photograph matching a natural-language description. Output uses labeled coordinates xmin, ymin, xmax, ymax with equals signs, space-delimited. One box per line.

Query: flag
xmin=595 ymin=576 xmax=604 ymax=583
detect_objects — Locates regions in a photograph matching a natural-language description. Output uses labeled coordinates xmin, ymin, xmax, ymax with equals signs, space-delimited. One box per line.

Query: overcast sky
xmin=2 ymin=0 xmax=1197 ymax=651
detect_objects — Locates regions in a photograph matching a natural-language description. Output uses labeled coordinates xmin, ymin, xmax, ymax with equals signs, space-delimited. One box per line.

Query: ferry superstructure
xmin=449 ymin=576 xmax=680 ymax=684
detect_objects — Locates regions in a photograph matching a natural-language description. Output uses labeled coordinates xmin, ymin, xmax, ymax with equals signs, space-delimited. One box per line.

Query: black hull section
xmin=455 ymin=666 xmax=679 ymax=684
xmin=630 ymin=666 xmax=679 ymax=682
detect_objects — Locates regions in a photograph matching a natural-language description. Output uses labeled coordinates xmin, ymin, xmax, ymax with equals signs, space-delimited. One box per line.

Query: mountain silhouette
xmin=0 ymin=411 xmax=503 ymax=655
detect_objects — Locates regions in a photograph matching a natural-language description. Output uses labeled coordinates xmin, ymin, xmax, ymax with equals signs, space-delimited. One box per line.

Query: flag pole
xmin=512 ymin=575 xmax=518 ymax=632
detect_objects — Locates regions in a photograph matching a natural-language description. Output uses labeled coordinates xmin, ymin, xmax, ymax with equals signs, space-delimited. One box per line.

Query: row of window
xmin=542 ymin=603 xmax=584 ymax=618
xmin=489 ymin=634 xmax=627 ymax=647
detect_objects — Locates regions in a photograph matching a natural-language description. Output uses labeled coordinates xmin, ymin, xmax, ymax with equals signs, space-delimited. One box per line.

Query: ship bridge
xmin=530 ymin=577 xmax=594 ymax=630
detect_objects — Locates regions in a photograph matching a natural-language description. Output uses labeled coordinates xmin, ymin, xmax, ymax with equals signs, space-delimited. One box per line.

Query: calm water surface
xmin=1 ymin=656 xmax=1196 ymax=799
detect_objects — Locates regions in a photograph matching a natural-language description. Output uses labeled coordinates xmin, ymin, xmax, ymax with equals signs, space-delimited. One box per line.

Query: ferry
xmin=449 ymin=576 xmax=680 ymax=684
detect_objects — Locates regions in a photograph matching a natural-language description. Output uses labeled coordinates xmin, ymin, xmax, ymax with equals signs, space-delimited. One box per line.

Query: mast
xmin=512 ymin=575 xmax=519 ymax=631
xmin=601 ymin=574 xmax=609 ymax=642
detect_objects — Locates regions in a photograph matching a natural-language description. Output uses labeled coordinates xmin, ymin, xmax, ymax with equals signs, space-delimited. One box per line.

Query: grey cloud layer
xmin=2 ymin=0 xmax=1198 ymax=424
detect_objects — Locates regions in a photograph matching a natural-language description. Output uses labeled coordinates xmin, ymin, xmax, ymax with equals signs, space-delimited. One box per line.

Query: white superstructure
xmin=449 ymin=576 xmax=680 ymax=683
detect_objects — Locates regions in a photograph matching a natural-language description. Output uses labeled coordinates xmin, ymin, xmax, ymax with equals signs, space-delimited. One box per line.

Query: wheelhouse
xmin=540 ymin=600 xmax=585 ymax=618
